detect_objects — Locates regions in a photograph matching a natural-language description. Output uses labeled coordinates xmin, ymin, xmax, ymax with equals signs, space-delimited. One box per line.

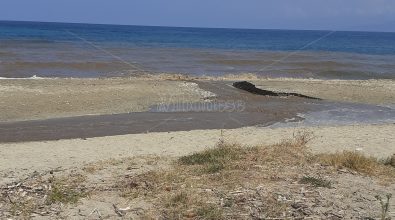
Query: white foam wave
xmin=0 ymin=75 xmax=54 ymax=80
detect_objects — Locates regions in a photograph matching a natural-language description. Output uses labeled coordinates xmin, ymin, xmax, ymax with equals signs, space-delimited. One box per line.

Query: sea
xmin=1 ymin=20 xmax=395 ymax=79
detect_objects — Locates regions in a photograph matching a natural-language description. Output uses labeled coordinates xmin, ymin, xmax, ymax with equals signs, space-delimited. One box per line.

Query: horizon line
xmin=1 ymin=19 xmax=395 ymax=34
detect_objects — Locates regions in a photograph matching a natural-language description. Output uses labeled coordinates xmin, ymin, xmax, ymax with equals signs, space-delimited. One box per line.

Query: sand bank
xmin=204 ymin=73 xmax=395 ymax=105
xmin=0 ymin=78 xmax=212 ymax=122
xmin=0 ymin=77 xmax=394 ymax=122
xmin=251 ymin=78 xmax=395 ymax=106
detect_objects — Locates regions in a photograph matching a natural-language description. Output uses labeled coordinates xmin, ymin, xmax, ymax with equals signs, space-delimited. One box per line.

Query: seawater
xmin=1 ymin=20 xmax=395 ymax=79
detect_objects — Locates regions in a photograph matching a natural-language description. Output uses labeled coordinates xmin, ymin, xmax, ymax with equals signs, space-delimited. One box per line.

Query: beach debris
xmin=112 ymin=204 xmax=135 ymax=217
xmin=112 ymin=204 xmax=124 ymax=217
xmin=118 ymin=206 xmax=132 ymax=212
xmin=233 ymin=81 xmax=321 ymax=99
xmin=88 ymin=208 xmax=102 ymax=219
xmin=0 ymin=169 xmax=88 ymax=219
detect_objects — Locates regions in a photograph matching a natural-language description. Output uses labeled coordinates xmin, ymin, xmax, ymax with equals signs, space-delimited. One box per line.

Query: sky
xmin=1 ymin=0 xmax=395 ymax=32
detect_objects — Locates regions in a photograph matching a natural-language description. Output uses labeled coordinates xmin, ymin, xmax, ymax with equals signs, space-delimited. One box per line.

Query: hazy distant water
xmin=1 ymin=20 xmax=395 ymax=79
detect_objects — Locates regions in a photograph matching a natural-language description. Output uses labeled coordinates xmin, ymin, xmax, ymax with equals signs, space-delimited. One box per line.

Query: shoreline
xmin=0 ymin=75 xmax=394 ymax=122
xmin=1 ymin=74 xmax=394 ymax=184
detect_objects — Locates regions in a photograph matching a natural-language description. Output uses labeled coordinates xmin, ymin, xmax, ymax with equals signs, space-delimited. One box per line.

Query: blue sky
xmin=1 ymin=0 xmax=395 ymax=32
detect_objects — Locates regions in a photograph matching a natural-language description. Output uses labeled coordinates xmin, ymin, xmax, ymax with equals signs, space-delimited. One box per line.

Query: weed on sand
xmin=299 ymin=176 xmax=332 ymax=188
xmin=118 ymin=132 xmax=394 ymax=219
xmin=2 ymin=132 xmax=394 ymax=219
xmin=317 ymin=151 xmax=395 ymax=179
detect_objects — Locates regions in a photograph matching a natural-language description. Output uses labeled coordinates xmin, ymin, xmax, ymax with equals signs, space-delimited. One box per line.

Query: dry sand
xmin=252 ymin=78 xmax=395 ymax=106
xmin=0 ymin=77 xmax=213 ymax=122
xmin=1 ymin=123 xmax=394 ymax=185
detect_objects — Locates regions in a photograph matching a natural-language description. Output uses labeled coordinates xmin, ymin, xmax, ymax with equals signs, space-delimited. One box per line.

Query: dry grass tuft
xmin=317 ymin=151 xmax=395 ymax=178
xmin=256 ymin=131 xmax=313 ymax=165
xmin=117 ymin=132 xmax=317 ymax=218
xmin=299 ymin=176 xmax=332 ymax=188
xmin=9 ymin=199 xmax=36 ymax=219
xmin=46 ymin=174 xmax=88 ymax=205
xmin=178 ymin=131 xmax=313 ymax=175
xmin=3 ymin=132 xmax=394 ymax=219
xmin=115 ymin=132 xmax=394 ymax=218
xmin=1 ymin=173 xmax=88 ymax=219
xmin=163 ymin=191 xmax=223 ymax=220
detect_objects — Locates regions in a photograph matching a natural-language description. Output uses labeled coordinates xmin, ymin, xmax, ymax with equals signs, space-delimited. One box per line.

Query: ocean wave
xmin=0 ymin=61 xmax=132 ymax=70
xmin=0 ymin=75 xmax=48 ymax=80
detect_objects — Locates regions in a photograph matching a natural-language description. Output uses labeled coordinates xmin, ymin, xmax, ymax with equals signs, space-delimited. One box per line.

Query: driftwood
xmin=233 ymin=81 xmax=321 ymax=100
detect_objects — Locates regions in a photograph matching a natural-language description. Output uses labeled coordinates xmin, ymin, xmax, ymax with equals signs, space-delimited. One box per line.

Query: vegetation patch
xmin=2 ymin=132 xmax=394 ymax=219
xmin=375 ymin=194 xmax=392 ymax=220
xmin=299 ymin=176 xmax=332 ymax=188
xmin=120 ymin=133 xmax=322 ymax=219
xmin=46 ymin=175 xmax=88 ymax=204
xmin=178 ymin=142 xmax=243 ymax=173
xmin=162 ymin=191 xmax=223 ymax=220
xmin=1 ymin=173 xmax=88 ymax=219
xmin=317 ymin=151 xmax=395 ymax=178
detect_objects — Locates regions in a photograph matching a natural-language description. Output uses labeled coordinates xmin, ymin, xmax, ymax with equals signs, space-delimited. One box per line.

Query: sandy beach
xmin=2 ymin=6 xmax=395 ymax=219
xmin=0 ymin=7 xmax=395 ymax=220
xmin=1 ymin=76 xmax=394 ymax=219
xmin=1 ymin=122 xmax=394 ymax=219
xmin=1 ymin=123 xmax=394 ymax=185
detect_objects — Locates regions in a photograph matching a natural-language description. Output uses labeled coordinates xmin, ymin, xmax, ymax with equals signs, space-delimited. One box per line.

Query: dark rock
xmin=232 ymin=81 xmax=321 ymax=100
xmin=233 ymin=81 xmax=278 ymax=96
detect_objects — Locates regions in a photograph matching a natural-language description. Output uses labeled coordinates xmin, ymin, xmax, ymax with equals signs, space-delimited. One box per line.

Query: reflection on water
xmin=269 ymin=101 xmax=395 ymax=128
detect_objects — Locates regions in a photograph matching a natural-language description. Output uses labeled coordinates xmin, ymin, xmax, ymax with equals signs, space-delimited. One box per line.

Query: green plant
xmin=178 ymin=142 xmax=242 ymax=173
xmin=375 ymin=194 xmax=392 ymax=220
xmin=178 ymin=144 xmax=239 ymax=166
xmin=46 ymin=176 xmax=87 ymax=205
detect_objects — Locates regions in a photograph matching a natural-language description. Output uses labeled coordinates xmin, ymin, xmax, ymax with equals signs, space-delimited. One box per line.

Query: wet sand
xmin=0 ymin=77 xmax=394 ymax=142
xmin=0 ymin=80 xmax=315 ymax=142
xmin=1 ymin=77 xmax=393 ymax=123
